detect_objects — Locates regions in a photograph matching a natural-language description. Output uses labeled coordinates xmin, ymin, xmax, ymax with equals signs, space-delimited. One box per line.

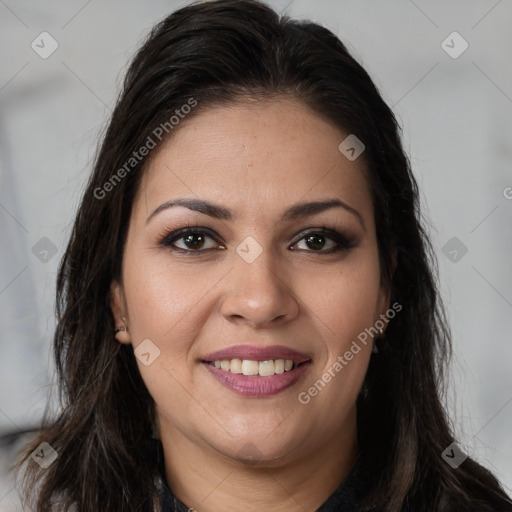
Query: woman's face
xmin=111 ymin=97 xmax=391 ymax=466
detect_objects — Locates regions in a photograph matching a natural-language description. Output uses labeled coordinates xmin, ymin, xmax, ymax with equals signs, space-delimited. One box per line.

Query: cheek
xmin=297 ymin=251 xmax=382 ymax=353
xmin=121 ymin=253 xmax=212 ymax=416
xmin=123 ymin=250 xmax=209 ymax=339
xmin=295 ymin=257 xmax=379 ymax=418
xmin=121 ymin=250 xmax=218 ymax=400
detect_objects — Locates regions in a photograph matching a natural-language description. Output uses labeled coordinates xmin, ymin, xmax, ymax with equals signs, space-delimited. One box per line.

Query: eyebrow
xmin=145 ymin=197 xmax=365 ymax=230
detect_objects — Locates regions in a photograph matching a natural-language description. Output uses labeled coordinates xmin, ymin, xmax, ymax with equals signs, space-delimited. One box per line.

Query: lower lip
xmin=202 ymin=362 xmax=311 ymax=397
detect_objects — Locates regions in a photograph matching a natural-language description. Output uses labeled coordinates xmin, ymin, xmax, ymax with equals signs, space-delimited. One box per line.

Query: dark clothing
xmin=159 ymin=462 xmax=366 ymax=511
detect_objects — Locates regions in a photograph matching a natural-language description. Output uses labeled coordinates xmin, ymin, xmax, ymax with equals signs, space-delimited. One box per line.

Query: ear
xmin=110 ymin=280 xmax=131 ymax=344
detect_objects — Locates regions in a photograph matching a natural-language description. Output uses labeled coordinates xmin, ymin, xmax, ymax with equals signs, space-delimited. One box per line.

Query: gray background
xmin=1 ymin=0 xmax=511 ymax=509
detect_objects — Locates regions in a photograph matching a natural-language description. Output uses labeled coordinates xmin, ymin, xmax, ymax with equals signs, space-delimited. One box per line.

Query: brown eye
xmin=160 ymin=226 xmax=355 ymax=255
xmin=290 ymin=228 xmax=355 ymax=253
xmin=181 ymin=233 xmax=207 ymax=250
xmin=303 ymin=234 xmax=333 ymax=251
xmin=161 ymin=228 xmax=223 ymax=253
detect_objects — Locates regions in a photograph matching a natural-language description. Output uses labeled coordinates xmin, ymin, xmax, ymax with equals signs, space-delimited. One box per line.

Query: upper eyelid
xmin=162 ymin=226 xmax=344 ymax=240
xmin=161 ymin=226 xmax=353 ymax=249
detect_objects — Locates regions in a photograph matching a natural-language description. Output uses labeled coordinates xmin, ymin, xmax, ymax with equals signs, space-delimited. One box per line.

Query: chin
xmin=209 ymin=430 xmax=304 ymax=467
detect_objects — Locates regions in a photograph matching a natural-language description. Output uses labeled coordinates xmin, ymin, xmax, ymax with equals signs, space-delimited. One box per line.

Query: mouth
xmin=200 ymin=344 xmax=312 ymax=397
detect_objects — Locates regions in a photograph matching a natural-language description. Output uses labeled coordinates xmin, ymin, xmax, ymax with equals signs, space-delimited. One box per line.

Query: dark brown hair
xmin=14 ymin=1 xmax=512 ymax=511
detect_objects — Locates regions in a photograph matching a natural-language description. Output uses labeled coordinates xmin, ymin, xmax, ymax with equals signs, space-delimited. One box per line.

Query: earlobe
xmin=109 ymin=280 xmax=131 ymax=344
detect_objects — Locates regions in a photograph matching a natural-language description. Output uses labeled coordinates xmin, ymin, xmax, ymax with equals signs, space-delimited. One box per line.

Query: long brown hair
xmin=14 ymin=1 xmax=512 ymax=510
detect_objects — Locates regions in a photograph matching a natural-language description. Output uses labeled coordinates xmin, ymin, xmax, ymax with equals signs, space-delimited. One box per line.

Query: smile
xmin=206 ymin=358 xmax=298 ymax=376
xmin=201 ymin=344 xmax=312 ymax=396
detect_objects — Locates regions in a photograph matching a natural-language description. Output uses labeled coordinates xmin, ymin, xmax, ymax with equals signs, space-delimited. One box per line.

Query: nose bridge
xmin=235 ymin=239 xmax=280 ymax=292
xmin=220 ymin=235 xmax=298 ymax=326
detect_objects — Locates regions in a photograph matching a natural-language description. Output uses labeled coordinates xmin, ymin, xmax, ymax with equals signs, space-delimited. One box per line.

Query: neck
xmin=159 ymin=412 xmax=358 ymax=512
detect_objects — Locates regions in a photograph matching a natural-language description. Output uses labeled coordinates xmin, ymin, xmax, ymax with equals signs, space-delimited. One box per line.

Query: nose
xmin=220 ymin=247 xmax=300 ymax=329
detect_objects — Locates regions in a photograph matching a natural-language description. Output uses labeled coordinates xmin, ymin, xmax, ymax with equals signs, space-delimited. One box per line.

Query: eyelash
xmin=158 ymin=224 xmax=357 ymax=255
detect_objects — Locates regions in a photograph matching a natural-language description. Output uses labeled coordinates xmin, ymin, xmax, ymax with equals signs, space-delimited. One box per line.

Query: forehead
xmin=136 ymin=98 xmax=372 ymax=223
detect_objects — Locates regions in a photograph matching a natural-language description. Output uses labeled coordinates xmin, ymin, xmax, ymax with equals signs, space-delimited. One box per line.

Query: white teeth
xmin=230 ymin=358 xmax=242 ymax=373
xmin=241 ymin=360 xmax=259 ymax=375
xmin=210 ymin=358 xmax=297 ymax=376
xmin=259 ymin=360 xmax=275 ymax=377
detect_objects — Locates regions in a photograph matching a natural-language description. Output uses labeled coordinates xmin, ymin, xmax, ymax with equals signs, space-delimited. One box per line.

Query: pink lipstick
xmin=201 ymin=344 xmax=312 ymax=397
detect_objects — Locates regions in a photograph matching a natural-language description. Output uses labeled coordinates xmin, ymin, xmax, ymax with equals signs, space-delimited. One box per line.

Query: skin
xmin=110 ymin=97 xmax=394 ymax=512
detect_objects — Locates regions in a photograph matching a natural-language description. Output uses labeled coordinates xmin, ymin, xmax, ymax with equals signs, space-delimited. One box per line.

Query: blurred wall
xmin=1 ymin=0 xmax=511 ymax=508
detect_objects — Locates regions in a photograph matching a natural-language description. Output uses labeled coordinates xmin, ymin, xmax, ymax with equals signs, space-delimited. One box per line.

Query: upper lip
xmin=202 ymin=344 xmax=311 ymax=364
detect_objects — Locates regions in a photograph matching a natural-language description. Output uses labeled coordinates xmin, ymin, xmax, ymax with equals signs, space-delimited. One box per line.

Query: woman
xmin=14 ymin=1 xmax=512 ymax=511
